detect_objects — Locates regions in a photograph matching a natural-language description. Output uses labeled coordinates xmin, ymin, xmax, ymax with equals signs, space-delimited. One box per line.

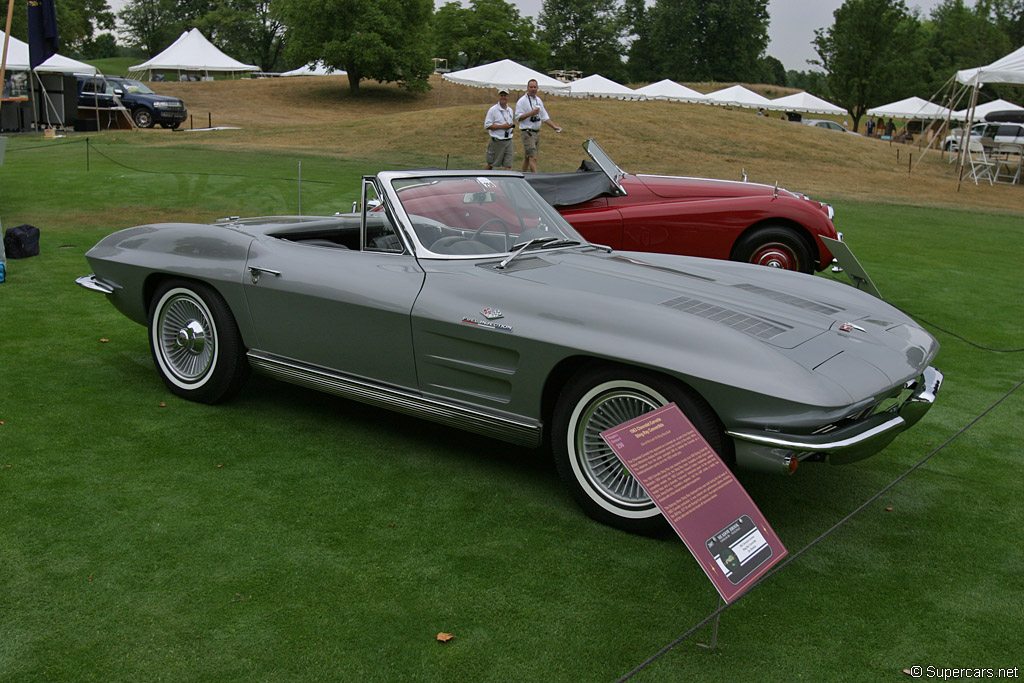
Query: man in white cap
xmin=483 ymin=88 xmax=515 ymax=170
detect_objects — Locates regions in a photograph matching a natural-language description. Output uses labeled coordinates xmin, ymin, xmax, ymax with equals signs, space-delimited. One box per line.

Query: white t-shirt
xmin=515 ymin=94 xmax=549 ymax=131
xmin=484 ymin=103 xmax=515 ymax=140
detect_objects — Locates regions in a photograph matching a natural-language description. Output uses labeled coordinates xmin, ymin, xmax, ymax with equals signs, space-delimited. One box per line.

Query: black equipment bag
xmin=4 ymin=225 xmax=40 ymax=259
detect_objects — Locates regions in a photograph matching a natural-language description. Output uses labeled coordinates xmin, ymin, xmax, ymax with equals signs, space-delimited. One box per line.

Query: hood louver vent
xmin=731 ymin=283 xmax=844 ymax=315
xmin=661 ymin=295 xmax=790 ymax=340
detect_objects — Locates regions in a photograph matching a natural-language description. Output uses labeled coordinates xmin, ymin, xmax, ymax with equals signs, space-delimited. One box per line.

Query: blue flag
xmin=27 ymin=0 xmax=60 ymax=70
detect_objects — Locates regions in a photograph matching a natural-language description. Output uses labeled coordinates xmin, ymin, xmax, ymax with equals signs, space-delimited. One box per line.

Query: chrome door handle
xmin=248 ymin=266 xmax=281 ymax=284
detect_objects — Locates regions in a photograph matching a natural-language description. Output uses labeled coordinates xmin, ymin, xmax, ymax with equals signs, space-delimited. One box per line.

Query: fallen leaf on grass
xmin=886 ymin=507 xmax=894 ymax=512
xmin=216 ymin=463 xmax=225 ymax=468
xmin=158 ymin=402 xmax=166 ymax=408
xmin=437 ymin=633 xmax=454 ymax=643
xmin=99 ymin=338 xmax=109 ymax=343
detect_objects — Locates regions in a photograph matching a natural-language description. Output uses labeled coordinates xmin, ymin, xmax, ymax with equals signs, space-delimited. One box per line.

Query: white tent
xmin=565 ymin=74 xmax=643 ymax=100
xmin=867 ymin=96 xmax=951 ymax=119
xmin=956 ymin=44 xmax=1024 ymax=86
xmin=128 ymin=28 xmax=258 ymax=79
xmin=704 ymin=84 xmax=771 ymax=109
xmin=442 ymin=59 xmax=569 ymax=94
xmin=766 ymin=91 xmax=847 ymax=115
xmin=951 ymin=98 xmax=1023 ymax=121
xmin=632 ymin=79 xmax=707 ymax=103
xmin=281 ymin=61 xmax=345 ymax=77
xmin=1 ymin=31 xmax=96 ymax=73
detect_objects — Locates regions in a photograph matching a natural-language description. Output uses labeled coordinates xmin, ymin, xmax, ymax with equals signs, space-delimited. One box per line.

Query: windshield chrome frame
xmin=376 ymin=169 xmax=591 ymax=261
xmin=583 ymin=139 xmax=628 ymax=196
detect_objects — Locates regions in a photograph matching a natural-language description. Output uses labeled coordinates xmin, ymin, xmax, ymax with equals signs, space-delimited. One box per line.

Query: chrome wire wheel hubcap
xmin=576 ymin=389 xmax=661 ymax=507
xmin=158 ymin=295 xmax=215 ymax=383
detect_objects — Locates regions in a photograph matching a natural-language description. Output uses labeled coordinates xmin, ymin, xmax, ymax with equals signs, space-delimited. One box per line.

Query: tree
xmin=119 ymin=0 xmax=182 ymax=57
xmin=632 ymin=0 xmax=770 ymax=83
xmin=786 ymin=69 xmax=831 ymax=97
xmin=83 ymin=32 xmax=119 ymax=60
xmin=538 ymin=0 xmax=627 ymax=81
xmin=812 ymin=0 xmax=926 ymax=132
xmin=622 ymin=0 xmax=655 ymax=82
xmin=432 ymin=0 xmax=544 ymax=69
xmin=7 ymin=0 xmax=115 ymax=54
xmin=923 ymin=0 xmax=1010 ymax=95
xmin=278 ymin=0 xmax=434 ymax=93
xmin=989 ymin=0 xmax=1024 ymax=47
xmin=758 ymin=55 xmax=787 ymax=86
xmin=197 ymin=0 xmax=286 ymax=72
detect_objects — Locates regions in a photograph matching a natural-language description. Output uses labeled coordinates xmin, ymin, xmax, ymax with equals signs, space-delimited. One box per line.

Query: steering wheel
xmin=471 ymin=217 xmax=512 ymax=250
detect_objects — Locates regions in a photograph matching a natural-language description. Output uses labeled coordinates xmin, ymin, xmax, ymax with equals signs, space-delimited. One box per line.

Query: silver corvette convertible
xmin=78 ymin=169 xmax=942 ymax=533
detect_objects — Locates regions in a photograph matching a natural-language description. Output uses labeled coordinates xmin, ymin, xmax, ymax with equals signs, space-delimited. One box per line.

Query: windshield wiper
xmin=496 ymin=236 xmax=559 ymax=269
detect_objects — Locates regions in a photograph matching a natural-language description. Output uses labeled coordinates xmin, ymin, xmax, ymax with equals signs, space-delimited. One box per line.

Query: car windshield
xmin=390 ymin=175 xmax=587 ymax=257
xmin=116 ymin=79 xmax=155 ymax=94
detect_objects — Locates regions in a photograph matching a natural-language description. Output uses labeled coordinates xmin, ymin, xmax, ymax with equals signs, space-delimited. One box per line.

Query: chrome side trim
xmin=76 ymin=274 xmax=117 ymax=294
xmin=246 ymin=351 xmax=542 ymax=448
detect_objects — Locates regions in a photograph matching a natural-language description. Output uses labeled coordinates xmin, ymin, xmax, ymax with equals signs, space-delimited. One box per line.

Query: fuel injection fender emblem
xmin=462 ymin=308 xmax=512 ymax=333
xmin=838 ymin=322 xmax=866 ymax=333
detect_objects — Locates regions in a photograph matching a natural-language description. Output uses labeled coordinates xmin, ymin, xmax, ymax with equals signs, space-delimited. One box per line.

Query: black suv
xmin=77 ymin=76 xmax=187 ymax=129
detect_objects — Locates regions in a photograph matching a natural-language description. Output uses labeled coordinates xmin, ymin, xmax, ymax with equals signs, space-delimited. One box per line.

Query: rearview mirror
xmin=463 ymin=191 xmax=494 ymax=204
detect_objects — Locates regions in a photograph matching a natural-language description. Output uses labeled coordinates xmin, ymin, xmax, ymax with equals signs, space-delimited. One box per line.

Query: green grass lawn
xmin=1 ymin=134 xmax=1022 ymax=681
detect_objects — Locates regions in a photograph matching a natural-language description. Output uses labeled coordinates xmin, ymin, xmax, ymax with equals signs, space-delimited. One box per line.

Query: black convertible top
xmin=525 ymin=161 xmax=618 ymax=207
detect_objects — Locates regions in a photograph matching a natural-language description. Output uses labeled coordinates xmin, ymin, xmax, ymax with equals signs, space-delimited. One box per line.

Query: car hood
xmin=129 ymin=92 xmax=183 ymax=105
xmin=631 ymin=173 xmax=802 ymax=201
xmin=495 ymin=249 xmax=937 ymax=390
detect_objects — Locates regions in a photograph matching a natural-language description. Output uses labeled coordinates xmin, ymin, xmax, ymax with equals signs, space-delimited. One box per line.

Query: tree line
xmin=6 ymin=0 xmax=1022 ymax=121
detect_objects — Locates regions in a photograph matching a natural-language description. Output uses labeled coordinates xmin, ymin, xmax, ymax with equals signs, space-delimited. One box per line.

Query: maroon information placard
xmin=601 ymin=403 xmax=786 ymax=603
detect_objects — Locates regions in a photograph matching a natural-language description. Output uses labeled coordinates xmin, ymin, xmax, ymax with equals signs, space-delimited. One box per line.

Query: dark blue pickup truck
xmin=77 ymin=76 xmax=187 ymax=129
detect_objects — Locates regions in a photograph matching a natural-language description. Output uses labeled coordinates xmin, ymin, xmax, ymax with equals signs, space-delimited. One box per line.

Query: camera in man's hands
xmin=530 ymin=115 xmax=540 ymax=122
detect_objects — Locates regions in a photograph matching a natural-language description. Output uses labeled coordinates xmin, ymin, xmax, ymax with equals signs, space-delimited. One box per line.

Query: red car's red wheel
xmin=734 ymin=226 xmax=813 ymax=274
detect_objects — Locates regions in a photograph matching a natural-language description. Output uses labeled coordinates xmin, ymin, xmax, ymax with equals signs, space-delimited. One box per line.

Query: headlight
xmin=821 ymin=202 xmax=835 ymax=220
xmin=153 ymin=101 xmax=178 ymax=109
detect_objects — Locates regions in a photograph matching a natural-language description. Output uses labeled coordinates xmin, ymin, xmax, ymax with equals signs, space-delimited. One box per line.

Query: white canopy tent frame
xmin=128 ymin=28 xmax=258 ymax=81
xmin=1 ymin=30 xmax=98 ymax=131
xmin=950 ymin=45 xmax=1024 ymax=188
xmin=441 ymin=59 xmax=570 ymax=95
xmin=564 ymin=73 xmax=644 ymax=100
xmin=632 ymin=79 xmax=707 ymax=103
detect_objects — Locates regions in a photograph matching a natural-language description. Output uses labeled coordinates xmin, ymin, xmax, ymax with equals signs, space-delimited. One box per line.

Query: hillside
xmin=139 ymin=74 xmax=1024 ymax=214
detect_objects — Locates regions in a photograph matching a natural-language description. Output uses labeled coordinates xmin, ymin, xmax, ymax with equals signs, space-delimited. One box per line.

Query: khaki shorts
xmin=522 ymin=128 xmax=540 ymax=157
xmin=486 ymin=137 xmax=514 ymax=168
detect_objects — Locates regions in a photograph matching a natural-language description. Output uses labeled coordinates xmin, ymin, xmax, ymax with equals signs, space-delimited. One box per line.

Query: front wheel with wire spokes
xmin=551 ymin=365 xmax=729 ymax=535
xmin=149 ymin=279 xmax=249 ymax=404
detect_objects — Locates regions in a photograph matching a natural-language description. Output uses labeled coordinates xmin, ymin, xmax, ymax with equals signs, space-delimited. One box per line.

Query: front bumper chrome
xmin=76 ymin=273 xmax=117 ymax=294
xmin=728 ymin=366 xmax=943 ymax=473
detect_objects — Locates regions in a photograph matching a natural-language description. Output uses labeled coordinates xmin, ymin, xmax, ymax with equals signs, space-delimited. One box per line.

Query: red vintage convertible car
xmin=525 ymin=140 xmax=839 ymax=274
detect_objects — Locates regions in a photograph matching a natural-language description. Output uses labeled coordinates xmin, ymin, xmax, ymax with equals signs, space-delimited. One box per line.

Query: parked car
xmin=77 ymin=168 xmax=942 ymax=534
xmin=77 ymin=75 xmax=187 ymax=129
xmin=802 ymin=119 xmax=857 ymax=134
xmin=525 ymin=140 xmax=839 ymax=274
xmin=943 ymin=121 xmax=1024 ymax=152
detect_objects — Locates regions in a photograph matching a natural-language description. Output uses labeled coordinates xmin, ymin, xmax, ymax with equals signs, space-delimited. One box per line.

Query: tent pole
xmin=1 ymin=0 xmax=16 ymax=120
xmin=956 ymin=81 xmax=980 ymax=192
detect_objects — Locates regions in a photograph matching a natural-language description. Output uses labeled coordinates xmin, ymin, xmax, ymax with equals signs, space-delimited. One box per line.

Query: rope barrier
xmin=2 ymin=136 xmax=339 ymax=185
xmin=82 ymin=138 xmax=340 ymax=185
